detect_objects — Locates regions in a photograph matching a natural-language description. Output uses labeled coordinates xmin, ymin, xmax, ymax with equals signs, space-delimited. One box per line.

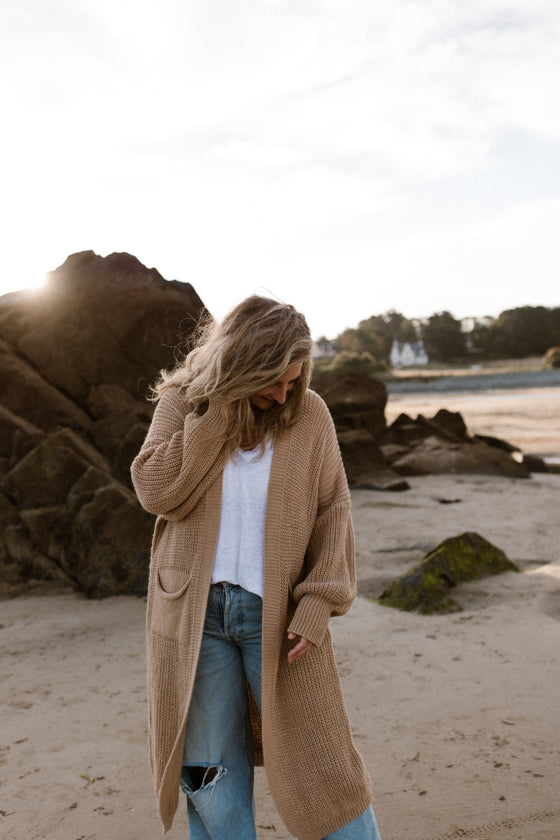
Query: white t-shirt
xmin=211 ymin=440 xmax=274 ymax=598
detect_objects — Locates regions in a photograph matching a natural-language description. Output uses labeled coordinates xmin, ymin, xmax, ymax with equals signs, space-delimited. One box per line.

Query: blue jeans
xmin=181 ymin=583 xmax=381 ymax=840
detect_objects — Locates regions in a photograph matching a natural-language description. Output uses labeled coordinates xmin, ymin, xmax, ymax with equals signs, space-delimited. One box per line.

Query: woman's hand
xmin=287 ymin=633 xmax=316 ymax=664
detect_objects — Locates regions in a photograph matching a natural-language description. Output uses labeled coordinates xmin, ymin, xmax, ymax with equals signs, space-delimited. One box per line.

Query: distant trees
xmin=334 ymin=310 xmax=418 ymax=364
xmin=328 ymin=305 xmax=560 ymax=366
xmin=420 ymin=311 xmax=466 ymax=362
xmin=357 ymin=311 xmax=418 ymax=358
xmin=336 ymin=325 xmax=385 ymax=360
xmin=323 ymin=350 xmax=384 ymax=377
xmin=470 ymin=306 xmax=560 ymax=358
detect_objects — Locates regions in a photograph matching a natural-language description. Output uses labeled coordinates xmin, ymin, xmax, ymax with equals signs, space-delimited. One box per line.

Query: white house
xmin=390 ymin=340 xmax=429 ymax=368
xmin=312 ymin=339 xmax=336 ymax=358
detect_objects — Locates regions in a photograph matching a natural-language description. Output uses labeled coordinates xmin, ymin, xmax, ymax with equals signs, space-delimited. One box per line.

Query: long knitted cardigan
xmin=131 ymin=387 xmax=372 ymax=840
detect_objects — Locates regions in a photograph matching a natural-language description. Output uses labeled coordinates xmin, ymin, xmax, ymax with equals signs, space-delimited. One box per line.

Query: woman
xmin=131 ymin=296 xmax=382 ymax=840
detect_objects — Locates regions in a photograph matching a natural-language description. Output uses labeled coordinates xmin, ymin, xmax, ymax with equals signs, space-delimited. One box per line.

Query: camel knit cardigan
xmin=131 ymin=387 xmax=372 ymax=840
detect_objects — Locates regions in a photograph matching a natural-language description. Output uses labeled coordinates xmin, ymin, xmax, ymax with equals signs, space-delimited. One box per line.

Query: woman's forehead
xmin=282 ymin=361 xmax=303 ymax=379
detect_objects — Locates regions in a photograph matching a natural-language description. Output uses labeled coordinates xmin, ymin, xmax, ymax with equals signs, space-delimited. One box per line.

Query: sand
xmin=1 ymin=387 xmax=559 ymax=840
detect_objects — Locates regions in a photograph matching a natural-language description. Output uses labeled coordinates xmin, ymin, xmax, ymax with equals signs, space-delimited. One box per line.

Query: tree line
xmin=323 ymin=305 xmax=560 ymax=365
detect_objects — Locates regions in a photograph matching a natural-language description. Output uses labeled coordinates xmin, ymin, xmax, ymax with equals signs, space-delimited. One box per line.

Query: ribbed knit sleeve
xmin=131 ymin=387 xmax=227 ymax=520
xmin=286 ymin=401 xmax=356 ymax=648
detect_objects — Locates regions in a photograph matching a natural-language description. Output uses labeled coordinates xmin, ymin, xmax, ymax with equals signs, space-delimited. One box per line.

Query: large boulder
xmin=337 ymin=429 xmax=410 ymax=491
xmin=311 ymin=370 xmax=387 ymax=438
xmin=378 ymin=532 xmax=519 ymax=614
xmin=0 ymin=251 xmax=205 ymax=598
xmin=311 ymin=370 xmax=407 ymax=489
xmin=0 ymin=250 xmax=204 ymax=402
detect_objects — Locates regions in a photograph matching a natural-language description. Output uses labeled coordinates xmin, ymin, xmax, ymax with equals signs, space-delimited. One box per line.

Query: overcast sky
xmin=1 ymin=0 xmax=559 ymax=338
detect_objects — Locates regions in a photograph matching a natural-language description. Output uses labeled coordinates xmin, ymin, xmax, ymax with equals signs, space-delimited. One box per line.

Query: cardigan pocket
xmin=151 ymin=567 xmax=193 ymax=642
xmin=157 ymin=567 xmax=192 ymax=597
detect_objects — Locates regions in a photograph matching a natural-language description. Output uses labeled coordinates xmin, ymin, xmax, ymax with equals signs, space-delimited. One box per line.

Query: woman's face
xmin=250 ymin=361 xmax=303 ymax=410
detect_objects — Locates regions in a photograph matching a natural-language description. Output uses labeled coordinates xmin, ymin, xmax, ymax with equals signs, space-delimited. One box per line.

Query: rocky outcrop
xmin=311 ymin=370 xmax=388 ymax=439
xmin=311 ymin=371 xmax=409 ymax=490
xmin=381 ymin=409 xmax=533 ymax=478
xmin=0 ymin=250 xmax=548 ymax=598
xmin=378 ymin=532 xmax=519 ymax=614
xmin=309 ymin=377 xmax=541 ymax=484
xmin=0 ymin=251 xmax=205 ymax=597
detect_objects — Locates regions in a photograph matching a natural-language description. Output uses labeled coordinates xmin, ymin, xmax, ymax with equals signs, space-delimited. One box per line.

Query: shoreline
xmin=384 ymin=365 xmax=560 ymax=394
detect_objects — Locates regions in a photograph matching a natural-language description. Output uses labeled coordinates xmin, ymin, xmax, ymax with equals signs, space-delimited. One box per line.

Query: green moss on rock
xmin=378 ymin=531 xmax=518 ymax=614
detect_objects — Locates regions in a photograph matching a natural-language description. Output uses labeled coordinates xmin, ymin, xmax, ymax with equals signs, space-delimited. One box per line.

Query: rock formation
xmin=0 ymin=250 xmax=546 ymax=598
xmin=380 ymin=408 xmax=536 ymax=478
xmin=378 ymin=532 xmax=519 ymax=614
xmin=0 ymin=251 xmax=205 ymax=597
xmin=311 ymin=371 xmax=409 ymax=490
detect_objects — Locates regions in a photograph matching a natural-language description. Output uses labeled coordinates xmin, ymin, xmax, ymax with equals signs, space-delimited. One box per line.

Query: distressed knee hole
xmin=180 ymin=763 xmax=227 ymax=810
xmin=187 ymin=765 xmax=220 ymax=789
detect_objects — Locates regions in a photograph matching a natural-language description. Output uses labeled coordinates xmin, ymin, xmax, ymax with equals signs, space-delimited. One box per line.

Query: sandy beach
xmin=1 ymin=386 xmax=559 ymax=840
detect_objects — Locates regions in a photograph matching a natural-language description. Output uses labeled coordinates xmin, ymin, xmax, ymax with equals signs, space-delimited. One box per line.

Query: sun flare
xmin=0 ymin=267 xmax=48 ymax=297
xmin=23 ymin=274 xmax=48 ymax=292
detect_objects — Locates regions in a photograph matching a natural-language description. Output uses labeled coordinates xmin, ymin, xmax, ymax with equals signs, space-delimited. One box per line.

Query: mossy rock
xmin=378 ymin=531 xmax=518 ymax=614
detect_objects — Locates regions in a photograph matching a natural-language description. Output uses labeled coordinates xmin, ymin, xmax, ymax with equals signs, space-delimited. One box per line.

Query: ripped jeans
xmin=181 ymin=583 xmax=382 ymax=840
xmin=181 ymin=583 xmax=262 ymax=840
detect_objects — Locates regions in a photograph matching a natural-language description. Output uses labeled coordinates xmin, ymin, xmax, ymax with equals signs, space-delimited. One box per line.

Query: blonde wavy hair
xmin=152 ymin=295 xmax=313 ymax=452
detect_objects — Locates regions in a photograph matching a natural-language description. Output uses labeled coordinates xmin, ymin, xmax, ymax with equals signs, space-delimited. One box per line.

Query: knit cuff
xmin=287 ymin=594 xmax=333 ymax=648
